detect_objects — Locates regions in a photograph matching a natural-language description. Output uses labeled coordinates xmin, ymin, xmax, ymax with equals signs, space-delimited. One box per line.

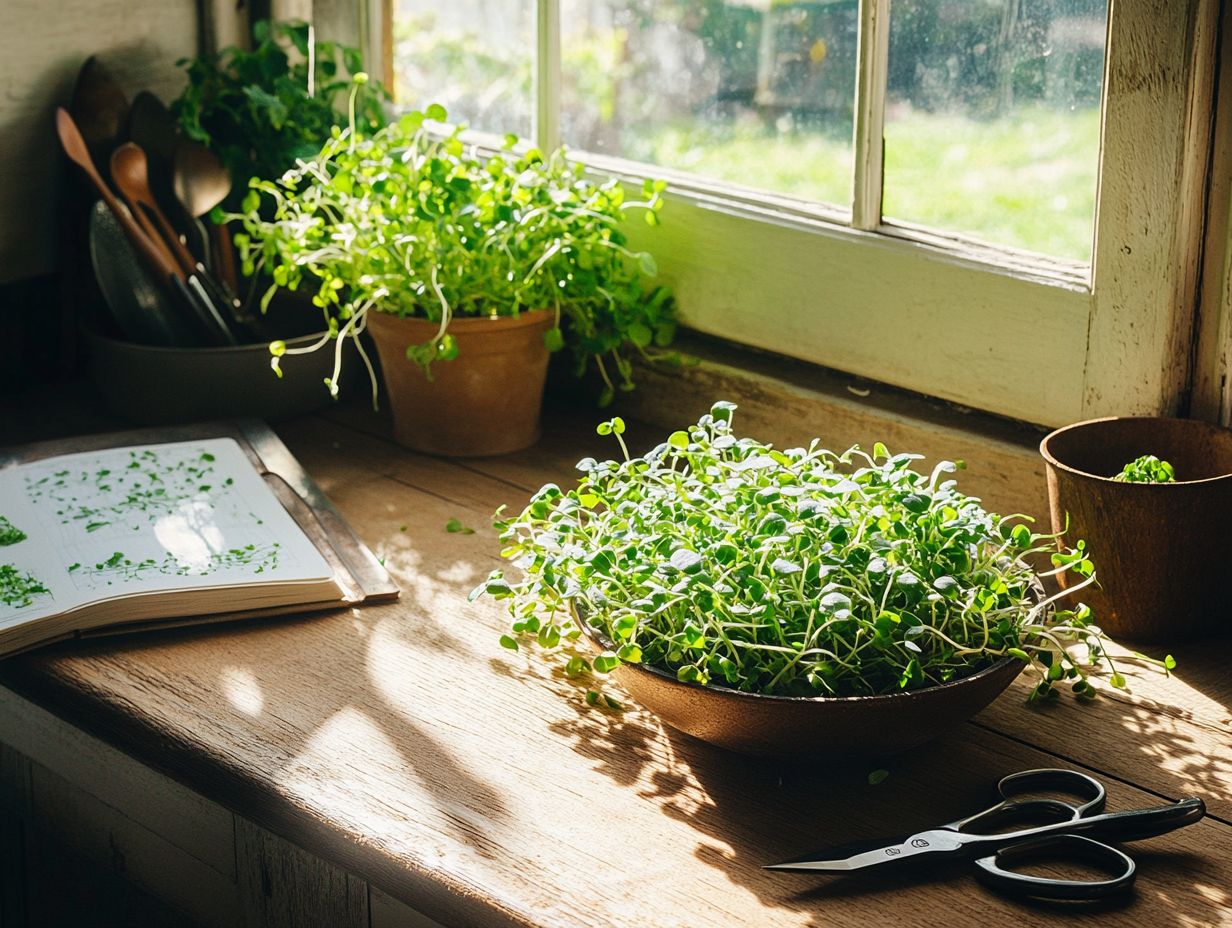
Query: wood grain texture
xmin=1083 ymin=0 xmax=1219 ymax=417
xmin=628 ymin=189 xmax=1091 ymax=427
xmin=0 ymin=686 xmax=236 ymax=878
xmin=0 ymin=407 xmax=1227 ymax=928
xmin=236 ymin=814 xmax=368 ymax=928
xmin=1190 ymin=0 xmax=1232 ymax=424
xmin=369 ymin=886 xmax=447 ymax=928
xmin=26 ymin=758 xmax=235 ymax=926
xmin=977 ymin=636 xmax=1232 ymax=823
xmin=19 ymin=825 xmax=197 ymax=928
xmin=0 ymin=743 xmax=30 ymax=928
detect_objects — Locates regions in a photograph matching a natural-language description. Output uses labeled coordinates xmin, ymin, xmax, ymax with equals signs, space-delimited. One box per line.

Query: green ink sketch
xmin=0 ymin=564 xmax=50 ymax=609
xmin=82 ymin=543 xmax=282 ymax=585
xmin=0 ymin=516 xmax=27 ymax=547
xmin=25 ymin=445 xmax=228 ymax=533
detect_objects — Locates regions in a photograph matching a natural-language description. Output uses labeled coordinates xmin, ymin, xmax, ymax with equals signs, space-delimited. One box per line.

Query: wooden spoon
xmin=127 ymin=91 xmax=180 ymax=218
xmin=121 ymin=140 xmax=245 ymax=316
xmin=55 ymin=108 xmax=179 ymax=283
xmin=68 ymin=57 xmax=129 ymax=175
xmin=111 ymin=142 xmax=199 ymax=276
xmin=57 ymin=110 xmax=236 ymax=346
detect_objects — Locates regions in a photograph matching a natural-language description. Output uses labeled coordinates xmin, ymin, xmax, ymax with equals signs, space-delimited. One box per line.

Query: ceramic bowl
xmin=84 ymin=329 xmax=355 ymax=425
xmin=579 ymin=618 xmax=1022 ymax=760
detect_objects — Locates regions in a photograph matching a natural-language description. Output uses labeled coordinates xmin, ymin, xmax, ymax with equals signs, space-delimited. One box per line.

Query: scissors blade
xmin=763 ymin=829 xmax=966 ymax=873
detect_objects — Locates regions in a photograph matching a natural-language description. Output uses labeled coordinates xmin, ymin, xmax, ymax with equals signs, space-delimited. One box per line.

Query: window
xmin=376 ymin=1 xmax=1216 ymax=426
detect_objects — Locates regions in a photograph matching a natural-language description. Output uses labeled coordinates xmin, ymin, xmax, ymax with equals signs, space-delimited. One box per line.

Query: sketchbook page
xmin=0 ymin=468 xmax=87 ymax=629
xmin=12 ymin=437 xmax=334 ymax=610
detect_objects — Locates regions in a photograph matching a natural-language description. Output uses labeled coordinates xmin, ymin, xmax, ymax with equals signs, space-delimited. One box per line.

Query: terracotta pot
xmin=366 ymin=309 xmax=554 ymax=457
xmin=1040 ymin=417 xmax=1232 ymax=641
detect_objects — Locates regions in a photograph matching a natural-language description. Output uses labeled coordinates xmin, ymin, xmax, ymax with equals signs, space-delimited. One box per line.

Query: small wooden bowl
xmin=579 ymin=620 xmax=1022 ymax=760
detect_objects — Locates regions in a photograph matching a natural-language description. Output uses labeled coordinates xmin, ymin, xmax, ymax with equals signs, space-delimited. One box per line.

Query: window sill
xmin=0 ymin=392 xmax=1228 ymax=927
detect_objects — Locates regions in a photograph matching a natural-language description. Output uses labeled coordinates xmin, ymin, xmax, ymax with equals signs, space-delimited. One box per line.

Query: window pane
xmin=392 ymin=1 xmax=534 ymax=138
xmin=883 ymin=0 xmax=1107 ymax=262
xmin=560 ymin=0 xmax=857 ymax=209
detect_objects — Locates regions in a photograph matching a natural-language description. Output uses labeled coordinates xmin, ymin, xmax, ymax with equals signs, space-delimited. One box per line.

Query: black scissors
xmin=765 ymin=769 xmax=1206 ymax=900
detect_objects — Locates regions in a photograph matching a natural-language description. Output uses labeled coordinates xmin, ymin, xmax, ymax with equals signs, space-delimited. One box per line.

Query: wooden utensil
xmin=111 ymin=142 xmax=243 ymax=345
xmin=57 ymin=109 xmax=235 ymax=347
xmin=111 ymin=142 xmax=201 ymax=277
xmin=127 ymin=91 xmax=180 ymax=219
xmin=68 ymin=57 xmax=129 ymax=174
xmin=56 ymin=107 xmax=180 ymax=284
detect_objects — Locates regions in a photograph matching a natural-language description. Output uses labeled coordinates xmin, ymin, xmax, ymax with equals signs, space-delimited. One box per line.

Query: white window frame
xmin=358 ymin=0 xmax=1217 ymax=427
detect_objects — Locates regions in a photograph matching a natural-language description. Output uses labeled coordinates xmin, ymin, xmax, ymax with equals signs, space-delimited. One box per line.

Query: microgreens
xmin=1114 ymin=455 xmax=1176 ymax=484
xmin=479 ymin=402 xmax=1173 ymax=704
xmin=235 ymin=78 xmax=677 ymax=406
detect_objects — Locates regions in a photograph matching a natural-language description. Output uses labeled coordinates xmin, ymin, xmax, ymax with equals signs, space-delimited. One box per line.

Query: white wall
xmin=0 ymin=0 xmax=198 ymax=284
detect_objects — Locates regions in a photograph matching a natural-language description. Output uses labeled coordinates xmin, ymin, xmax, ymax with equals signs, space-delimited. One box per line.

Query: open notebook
xmin=0 ymin=426 xmax=396 ymax=657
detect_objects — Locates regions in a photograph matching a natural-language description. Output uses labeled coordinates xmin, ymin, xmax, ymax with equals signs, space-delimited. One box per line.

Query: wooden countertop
xmin=2 ymin=398 xmax=1230 ymax=927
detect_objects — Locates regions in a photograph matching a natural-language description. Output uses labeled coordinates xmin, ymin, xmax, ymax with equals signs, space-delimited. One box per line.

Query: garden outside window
xmin=365 ymin=0 xmax=1216 ymax=427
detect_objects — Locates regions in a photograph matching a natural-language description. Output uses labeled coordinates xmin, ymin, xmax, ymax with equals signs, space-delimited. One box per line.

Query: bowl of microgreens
xmin=479 ymin=403 xmax=1167 ymax=760
xmin=234 ymin=75 xmax=676 ymax=457
xmin=1042 ymin=416 xmax=1232 ymax=642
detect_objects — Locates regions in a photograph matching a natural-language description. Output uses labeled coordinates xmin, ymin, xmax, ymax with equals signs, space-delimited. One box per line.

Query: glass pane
xmin=883 ymin=0 xmax=1108 ymax=262
xmin=392 ymin=0 xmax=534 ymax=139
xmin=560 ymin=0 xmax=858 ymax=209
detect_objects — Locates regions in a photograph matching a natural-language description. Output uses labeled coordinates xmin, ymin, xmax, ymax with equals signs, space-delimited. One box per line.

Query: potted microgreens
xmin=1042 ymin=416 xmax=1232 ymax=641
xmin=477 ymin=403 xmax=1175 ymax=759
xmin=234 ymin=76 xmax=676 ymax=457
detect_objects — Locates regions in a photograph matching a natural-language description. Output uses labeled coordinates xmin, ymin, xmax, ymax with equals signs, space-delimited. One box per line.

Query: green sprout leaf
xmin=1114 ymin=455 xmax=1176 ymax=483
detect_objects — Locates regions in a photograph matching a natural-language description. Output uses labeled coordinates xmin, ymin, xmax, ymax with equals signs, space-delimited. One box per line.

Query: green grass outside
xmin=632 ymin=104 xmax=1101 ymax=262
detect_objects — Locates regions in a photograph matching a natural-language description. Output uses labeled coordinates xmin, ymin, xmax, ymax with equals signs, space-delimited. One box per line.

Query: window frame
xmin=364 ymin=0 xmax=1217 ymax=427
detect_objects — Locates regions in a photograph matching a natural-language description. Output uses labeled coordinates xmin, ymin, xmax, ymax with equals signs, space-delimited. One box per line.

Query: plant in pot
xmin=476 ymin=402 xmax=1175 ymax=759
xmin=171 ymin=19 xmax=389 ymax=305
xmin=171 ymin=19 xmax=389 ymax=201
xmin=1041 ymin=416 xmax=1232 ymax=642
xmin=234 ymin=78 xmax=676 ymax=456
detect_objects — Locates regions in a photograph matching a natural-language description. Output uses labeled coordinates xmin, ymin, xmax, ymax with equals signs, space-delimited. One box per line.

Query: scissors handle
xmin=998 ymin=769 xmax=1106 ymax=816
xmin=1067 ymin=797 xmax=1207 ymax=843
xmin=974 ymin=835 xmax=1136 ymax=900
xmin=963 ymin=796 xmax=1206 ymax=850
xmin=948 ymin=768 xmax=1105 ymax=834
